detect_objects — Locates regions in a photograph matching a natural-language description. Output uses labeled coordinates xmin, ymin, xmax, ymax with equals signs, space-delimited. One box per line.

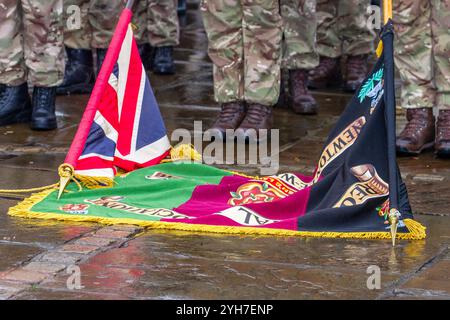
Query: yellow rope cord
xmin=0 ymin=183 xmax=59 ymax=194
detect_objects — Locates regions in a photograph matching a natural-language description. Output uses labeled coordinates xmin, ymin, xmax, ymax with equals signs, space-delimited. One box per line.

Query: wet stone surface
xmin=1 ymin=5 xmax=449 ymax=299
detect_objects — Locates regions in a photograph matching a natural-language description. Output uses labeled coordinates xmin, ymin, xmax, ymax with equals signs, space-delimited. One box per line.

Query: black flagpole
xmin=381 ymin=19 xmax=400 ymax=246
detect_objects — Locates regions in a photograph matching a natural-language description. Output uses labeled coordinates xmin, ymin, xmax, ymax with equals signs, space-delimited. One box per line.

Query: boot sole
xmin=396 ymin=142 xmax=435 ymax=156
xmin=0 ymin=97 xmax=32 ymax=126
xmin=153 ymin=65 xmax=175 ymax=75
xmin=0 ymin=109 xmax=32 ymax=126
xmin=436 ymin=149 xmax=450 ymax=158
xmin=56 ymin=83 xmax=94 ymax=95
xmin=30 ymin=119 xmax=57 ymax=131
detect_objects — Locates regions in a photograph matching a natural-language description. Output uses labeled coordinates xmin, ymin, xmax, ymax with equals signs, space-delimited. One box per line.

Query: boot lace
xmin=216 ymin=103 xmax=242 ymax=123
xmin=245 ymin=104 xmax=270 ymax=125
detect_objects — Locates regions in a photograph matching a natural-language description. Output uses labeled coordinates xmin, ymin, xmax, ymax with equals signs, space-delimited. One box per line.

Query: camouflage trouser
xmin=63 ymin=0 xmax=92 ymax=49
xmin=0 ymin=0 xmax=65 ymax=86
xmin=134 ymin=0 xmax=179 ymax=47
xmin=393 ymin=0 xmax=450 ymax=110
xmin=201 ymin=0 xmax=283 ymax=106
xmin=280 ymin=0 xmax=319 ymax=70
xmin=66 ymin=0 xmax=179 ymax=49
xmin=316 ymin=0 xmax=375 ymax=58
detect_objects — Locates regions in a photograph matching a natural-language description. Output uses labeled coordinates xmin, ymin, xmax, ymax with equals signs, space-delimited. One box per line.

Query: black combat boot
xmin=178 ymin=0 xmax=187 ymax=15
xmin=138 ymin=43 xmax=153 ymax=71
xmin=0 ymin=83 xmax=32 ymax=126
xmin=152 ymin=46 xmax=175 ymax=75
xmin=96 ymin=48 xmax=108 ymax=75
xmin=30 ymin=87 xmax=57 ymax=130
xmin=57 ymin=47 xmax=95 ymax=95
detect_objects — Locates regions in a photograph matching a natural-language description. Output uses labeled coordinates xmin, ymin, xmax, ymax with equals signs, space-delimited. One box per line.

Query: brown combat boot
xmin=208 ymin=102 xmax=246 ymax=140
xmin=344 ymin=54 xmax=368 ymax=92
xmin=396 ymin=108 xmax=435 ymax=155
xmin=308 ymin=57 xmax=341 ymax=89
xmin=236 ymin=103 xmax=273 ymax=143
xmin=436 ymin=110 xmax=450 ymax=158
xmin=289 ymin=69 xmax=317 ymax=115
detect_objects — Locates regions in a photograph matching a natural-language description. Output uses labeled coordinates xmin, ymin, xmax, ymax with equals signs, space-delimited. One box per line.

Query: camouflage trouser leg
xmin=89 ymin=0 xmax=123 ymax=48
xmin=0 ymin=0 xmax=64 ymax=86
xmin=316 ymin=0 xmax=374 ymax=58
xmin=201 ymin=0 xmax=282 ymax=106
xmin=280 ymin=0 xmax=319 ymax=70
xmin=63 ymin=0 xmax=92 ymax=49
xmin=431 ymin=0 xmax=450 ymax=110
xmin=394 ymin=0 xmax=450 ymax=110
xmin=0 ymin=0 xmax=26 ymax=85
xmin=133 ymin=0 xmax=149 ymax=45
xmin=147 ymin=0 xmax=179 ymax=47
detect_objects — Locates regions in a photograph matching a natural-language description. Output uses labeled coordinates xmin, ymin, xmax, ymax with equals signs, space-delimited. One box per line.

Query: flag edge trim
xmin=8 ymin=189 xmax=426 ymax=241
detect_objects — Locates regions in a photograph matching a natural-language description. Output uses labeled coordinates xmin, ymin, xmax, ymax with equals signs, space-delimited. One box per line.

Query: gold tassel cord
xmin=0 ymin=184 xmax=59 ymax=195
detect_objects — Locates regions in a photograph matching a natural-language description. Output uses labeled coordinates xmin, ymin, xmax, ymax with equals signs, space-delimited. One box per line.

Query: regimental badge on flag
xmin=75 ymin=25 xmax=171 ymax=179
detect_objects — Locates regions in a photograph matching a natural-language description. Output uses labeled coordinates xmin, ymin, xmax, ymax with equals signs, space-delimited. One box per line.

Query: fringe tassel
xmin=7 ymin=190 xmax=427 ymax=241
xmin=167 ymin=144 xmax=202 ymax=162
xmin=73 ymin=174 xmax=115 ymax=189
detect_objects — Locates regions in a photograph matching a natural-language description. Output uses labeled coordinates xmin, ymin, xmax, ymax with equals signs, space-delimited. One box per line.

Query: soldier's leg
xmin=242 ymin=0 xmax=282 ymax=107
xmin=201 ymin=0 xmax=244 ymax=104
xmin=147 ymin=0 xmax=179 ymax=47
xmin=201 ymin=0 xmax=246 ymax=139
xmin=133 ymin=0 xmax=153 ymax=71
xmin=58 ymin=0 xmax=95 ymax=95
xmin=394 ymin=0 xmax=435 ymax=155
xmin=308 ymin=0 xmax=341 ymax=89
xmin=64 ymin=0 xmax=92 ymax=50
xmin=89 ymin=0 xmax=123 ymax=49
xmin=281 ymin=0 xmax=318 ymax=114
xmin=148 ymin=0 xmax=179 ymax=75
xmin=0 ymin=0 xmax=31 ymax=126
xmin=431 ymin=0 xmax=450 ymax=157
xmin=281 ymin=0 xmax=318 ymax=71
xmin=315 ymin=0 xmax=340 ymax=58
xmin=431 ymin=0 xmax=450 ymax=111
xmin=338 ymin=0 xmax=374 ymax=92
xmin=22 ymin=0 xmax=65 ymax=87
xmin=22 ymin=0 xmax=64 ymax=130
xmin=338 ymin=0 xmax=374 ymax=57
xmin=236 ymin=0 xmax=282 ymax=142
xmin=89 ymin=0 xmax=123 ymax=73
xmin=0 ymin=0 xmax=27 ymax=86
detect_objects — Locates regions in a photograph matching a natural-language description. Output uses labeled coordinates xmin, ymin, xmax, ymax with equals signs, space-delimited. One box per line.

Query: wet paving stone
xmin=0 ymin=199 xmax=95 ymax=273
xmin=11 ymin=214 xmax=448 ymax=300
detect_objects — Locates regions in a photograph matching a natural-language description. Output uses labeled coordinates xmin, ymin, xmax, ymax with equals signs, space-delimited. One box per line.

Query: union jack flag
xmin=75 ymin=25 xmax=171 ymax=178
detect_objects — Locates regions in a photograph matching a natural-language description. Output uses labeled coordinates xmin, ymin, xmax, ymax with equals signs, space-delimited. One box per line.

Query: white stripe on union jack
xmin=75 ymin=24 xmax=170 ymax=178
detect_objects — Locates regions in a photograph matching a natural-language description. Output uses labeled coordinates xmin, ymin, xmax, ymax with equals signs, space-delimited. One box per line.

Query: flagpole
xmin=380 ymin=0 xmax=400 ymax=246
xmin=57 ymin=0 xmax=136 ymax=199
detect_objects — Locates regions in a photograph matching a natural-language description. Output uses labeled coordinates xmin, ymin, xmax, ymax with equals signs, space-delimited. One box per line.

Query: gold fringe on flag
xmin=7 ymin=188 xmax=426 ymax=241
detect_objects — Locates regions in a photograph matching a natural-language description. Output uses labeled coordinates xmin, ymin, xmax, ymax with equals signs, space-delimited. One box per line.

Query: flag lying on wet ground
xmin=8 ymin=22 xmax=426 ymax=241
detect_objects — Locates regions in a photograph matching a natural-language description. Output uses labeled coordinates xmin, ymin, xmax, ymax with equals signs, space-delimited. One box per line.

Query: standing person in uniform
xmin=0 ymin=0 xmax=64 ymax=130
xmin=394 ymin=0 xmax=450 ymax=158
xmin=308 ymin=0 xmax=375 ymax=92
xmin=280 ymin=0 xmax=319 ymax=115
xmin=202 ymin=0 xmax=283 ymax=142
